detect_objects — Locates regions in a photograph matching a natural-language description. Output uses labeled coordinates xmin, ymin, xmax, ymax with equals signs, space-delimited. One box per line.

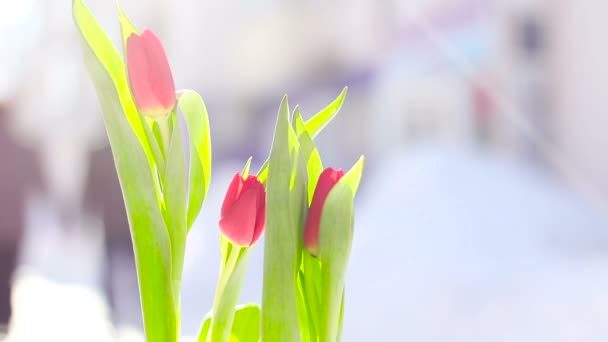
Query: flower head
xmin=219 ymin=173 xmax=266 ymax=247
xmin=126 ymin=29 xmax=176 ymax=118
xmin=303 ymin=167 xmax=344 ymax=256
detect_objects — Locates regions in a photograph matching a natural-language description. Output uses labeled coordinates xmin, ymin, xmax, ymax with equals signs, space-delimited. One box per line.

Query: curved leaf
xmin=163 ymin=116 xmax=188 ymax=291
xmin=230 ymin=303 xmax=261 ymax=342
xmin=198 ymin=304 xmax=260 ymax=342
xmin=304 ymin=87 xmax=347 ymax=138
xmin=262 ymin=96 xmax=302 ymax=341
xmin=241 ymin=156 xmax=253 ymax=178
xmin=209 ymin=247 xmax=252 ymax=342
xmin=256 ymin=88 xmax=346 ymax=184
xmin=117 ymin=2 xmax=138 ymax=51
xmin=180 ymin=90 xmax=212 ymax=229
xmin=339 ymin=155 xmax=365 ymax=195
xmin=317 ymin=182 xmax=354 ymax=342
xmin=316 ymin=156 xmax=364 ymax=342
xmin=293 ymin=110 xmax=323 ymax=204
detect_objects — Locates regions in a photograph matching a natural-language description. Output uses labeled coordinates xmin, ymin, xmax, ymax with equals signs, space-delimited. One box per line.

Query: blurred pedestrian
xmin=0 ymin=103 xmax=43 ymax=325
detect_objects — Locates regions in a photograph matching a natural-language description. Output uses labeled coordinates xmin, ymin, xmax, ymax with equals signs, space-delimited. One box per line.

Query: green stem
xmin=337 ymin=289 xmax=345 ymax=342
xmin=156 ymin=115 xmax=172 ymax=158
xmin=319 ymin=262 xmax=346 ymax=342
xmin=208 ymin=244 xmax=251 ymax=342
xmin=303 ymin=254 xmax=320 ymax=340
xmin=172 ymin=235 xmax=185 ymax=338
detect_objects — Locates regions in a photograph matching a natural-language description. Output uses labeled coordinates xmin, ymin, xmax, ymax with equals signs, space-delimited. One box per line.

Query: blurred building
xmin=550 ymin=1 xmax=608 ymax=198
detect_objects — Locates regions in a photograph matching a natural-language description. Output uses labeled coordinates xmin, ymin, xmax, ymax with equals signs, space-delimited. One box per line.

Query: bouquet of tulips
xmin=73 ymin=1 xmax=364 ymax=341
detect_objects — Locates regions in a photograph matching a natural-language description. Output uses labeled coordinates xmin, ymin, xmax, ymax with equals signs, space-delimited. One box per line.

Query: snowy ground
xmin=5 ymin=145 xmax=608 ymax=341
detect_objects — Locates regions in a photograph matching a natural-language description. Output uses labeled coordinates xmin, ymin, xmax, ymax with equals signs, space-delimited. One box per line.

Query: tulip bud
xmin=303 ymin=167 xmax=344 ymax=256
xmin=219 ymin=173 xmax=266 ymax=247
xmin=126 ymin=29 xmax=176 ymax=118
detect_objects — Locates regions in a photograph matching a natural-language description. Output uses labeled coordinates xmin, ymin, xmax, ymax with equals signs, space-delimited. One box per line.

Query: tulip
xmin=126 ymin=29 xmax=176 ymax=118
xmin=303 ymin=167 xmax=345 ymax=256
xmin=219 ymin=173 xmax=266 ymax=247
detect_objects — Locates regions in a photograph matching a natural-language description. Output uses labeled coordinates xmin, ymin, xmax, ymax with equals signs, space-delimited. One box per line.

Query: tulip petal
xmin=219 ymin=187 xmax=257 ymax=246
xmin=304 ymin=168 xmax=344 ymax=256
xmin=126 ymin=33 xmax=162 ymax=112
xmin=126 ymin=29 xmax=176 ymax=118
xmin=140 ymin=29 xmax=176 ymax=110
xmin=251 ymin=181 xmax=266 ymax=245
xmin=221 ymin=173 xmax=244 ymax=217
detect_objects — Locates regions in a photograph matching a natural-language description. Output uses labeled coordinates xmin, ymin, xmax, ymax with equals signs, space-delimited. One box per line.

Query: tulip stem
xmin=156 ymin=115 xmax=172 ymax=158
xmin=206 ymin=243 xmax=251 ymax=342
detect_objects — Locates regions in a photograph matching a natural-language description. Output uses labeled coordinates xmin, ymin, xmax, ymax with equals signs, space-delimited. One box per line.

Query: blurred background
xmin=2 ymin=0 xmax=608 ymax=340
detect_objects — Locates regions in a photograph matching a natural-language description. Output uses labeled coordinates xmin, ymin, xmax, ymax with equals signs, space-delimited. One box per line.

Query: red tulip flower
xmin=303 ymin=168 xmax=345 ymax=256
xmin=126 ymin=29 xmax=176 ymax=118
xmin=219 ymin=173 xmax=266 ymax=247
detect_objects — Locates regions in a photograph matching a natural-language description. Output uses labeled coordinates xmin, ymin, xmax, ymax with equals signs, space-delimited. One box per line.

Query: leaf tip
xmin=341 ymin=155 xmax=365 ymax=195
xmin=242 ymin=156 xmax=253 ymax=178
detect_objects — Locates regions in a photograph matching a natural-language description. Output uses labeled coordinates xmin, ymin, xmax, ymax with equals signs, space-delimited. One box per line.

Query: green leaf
xmin=198 ymin=304 xmax=261 ymax=342
xmin=163 ymin=116 xmax=188 ymax=293
xmin=153 ymin=119 xmax=166 ymax=155
xmin=220 ymin=235 xmax=233 ymax=269
xmin=256 ymin=160 xmax=268 ymax=184
xmin=242 ymin=157 xmax=253 ymax=178
xmin=117 ymin=2 xmax=138 ymax=51
xmin=340 ymin=155 xmax=365 ymax=195
xmin=287 ymin=133 xmax=309 ymax=340
xmin=208 ymin=246 xmax=253 ymax=342
xmin=288 ymin=131 xmax=308 ymax=230
xmin=198 ymin=315 xmax=212 ymax=342
xmin=229 ymin=304 xmax=261 ymax=342
xmin=296 ymin=252 xmax=322 ymax=342
xmin=262 ymin=96 xmax=302 ymax=342
xmin=337 ymin=289 xmax=345 ymax=342
xmin=141 ymin=115 xmax=166 ymax=177
xmin=315 ymin=156 xmax=364 ymax=342
xmin=293 ymin=109 xmax=323 ymax=204
xmin=204 ymin=243 xmax=259 ymax=342
xmin=179 ymin=90 xmax=212 ymax=229
xmin=317 ymin=182 xmax=354 ymax=342
xmin=295 ymin=270 xmax=310 ymax=342
xmin=256 ymin=88 xmax=347 ymax=184
xmin=304 ymin=87 xmax=347 ymax=138
xmin=73 ymin=1 xmax=176 ymax=340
